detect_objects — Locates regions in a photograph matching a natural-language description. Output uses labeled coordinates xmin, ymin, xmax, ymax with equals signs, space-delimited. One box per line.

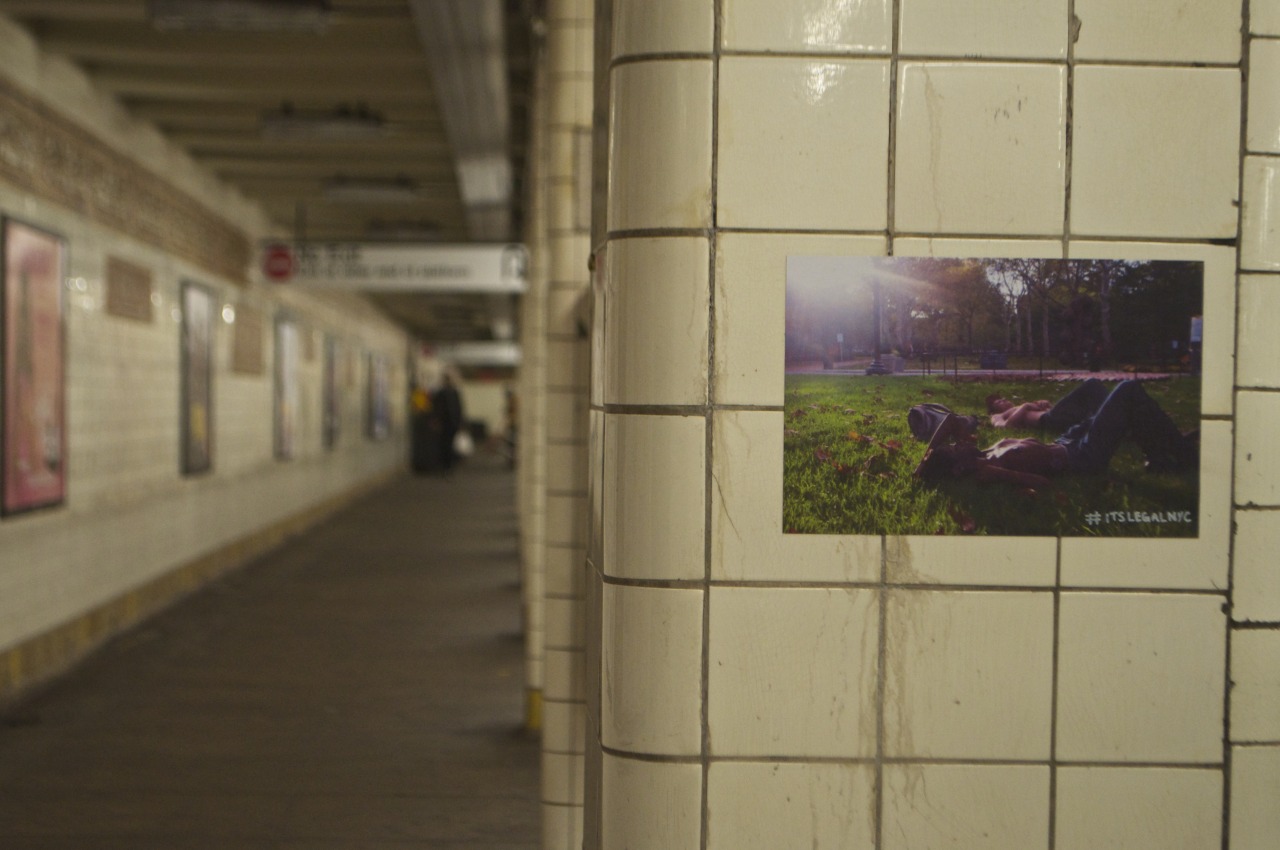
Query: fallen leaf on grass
xmin=783 ymin=428 xmax=799 ymax=437
xmin=814 ymin=447 xmax=831 ymax=462
xmin=947 ymin=506 xmax=977 ymax=533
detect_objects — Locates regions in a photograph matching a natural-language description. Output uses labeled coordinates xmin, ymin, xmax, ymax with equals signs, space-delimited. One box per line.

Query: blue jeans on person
xmin=1055 ymin=380 xmax=1190 ymax=473
xmin=1039 ymin=378 xmax=1110 ymax=433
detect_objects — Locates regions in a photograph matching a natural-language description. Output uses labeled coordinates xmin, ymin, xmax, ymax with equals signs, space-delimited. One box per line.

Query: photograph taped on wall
xmin=784 ymin=256 xmax=1204 ymax=538
xmin=2 ymin=218 xmax=67 ymax=515
xmin=180 ymin=281 xmax=214 ymax=475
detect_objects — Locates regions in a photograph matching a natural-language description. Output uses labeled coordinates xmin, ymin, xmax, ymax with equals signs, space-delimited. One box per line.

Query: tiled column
xmin=541 ymin=0 xmax=595 ymax=847
xmin=594 ymin=1 xmax=1251 ymax=848
xmin=519 ymin=35 xmax=550 ymax=731
xmin=1230 ymin=5 xmax=1280 ymax=849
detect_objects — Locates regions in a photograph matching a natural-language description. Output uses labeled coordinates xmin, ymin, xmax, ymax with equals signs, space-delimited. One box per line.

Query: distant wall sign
xmin=260 ymin=242 xmax=527 ymax=294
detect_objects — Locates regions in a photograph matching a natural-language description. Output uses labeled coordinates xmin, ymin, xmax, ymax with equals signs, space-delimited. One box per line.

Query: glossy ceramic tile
xmin=1235 ymin=390 xmax=1280 ymax=506
xmin=547 ymin=21 xmax=592 ymax=78
xmin=544 ymin=648 xmax=585 ymax=701
xmin=898 ymin=0 xmax=1067 ymax=59
xmin=882 ymin=764 xmax=1051 ymax=850
xmin=1056 ymin=593 xmax=1226 ymax=762
xmin=706 ymin=762 xmax=875 ymax=850
xmin=1056 ymin=767 xmax=1223 ymax=850
xmin=542 ymin=751 xmax=585 ymax=805
xmin=885 ymin=534 xmax=1056 ymax=587
xmin=1073 ymin=0 xmax=1241 ymax=63
xmin=720 ymin=0 xmax=893 ymax=54
xmin=1231 ymin=629 xmax=1280 ymax=742
xmin=544 ymin=493 xmax=587 ymax=550
xmin=1241 ymin=156 xmax=1280 ymax=271
xmin=1248 ymin=40 xmax=1280 ymax=154
xmin=1059 ymin=421 xmax=1231 ymax=590
xmin=895 ymin=63 xmax=1066 ymax=235
xmin=600 ymin=583 xmax=703 ymax=756
xmin=602 ymin=413 xmax=705 ymax=581
xmin=708 ymin=587 xmax=879 ymax=757
xmin=883 ymin=590 xmax=1054 ymax=759
xmin=1230 ymin=745 xmax=1280 ymax=850
xmin=607 ymin=61 xmax=713 ymax=231
xmin=714 ymin=233 xmax=885 ymax=407
xmin=1069 ymin=242 xmax=1236 ymax=416
xmin=1254 ymin=1 xmax=1280 ymax=35
xmin=603 ymin=236 xmax=710 ymax=406
xmin=1232 ymin=509 xmax=1280 ymax=622
xmin=612 ymin=0 xmax=714 ymax=59
xmin=542 ymin=699 xmax=586 ymax=752
xmin=710 ymin=410 xmax=881 ymax=583
xmin=1071 ymin=67 xmax=1240 ymax=239
xmin=717 ymin=57 xmax=890 ymax=231
xmin=1237 ymin=275 xmax=1280 ymax=388
xmin=601 ymin=754 xmax=702 ymax=850
xmin=544 ymin=595 xmax=585 ymax=649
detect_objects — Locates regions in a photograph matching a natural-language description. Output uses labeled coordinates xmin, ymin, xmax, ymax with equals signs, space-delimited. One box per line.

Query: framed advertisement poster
xmin=180 ymin=281 xmax=214 ymax=475
xmin=784 ymin=256 xmax=1203 ymax=538
xmin=2 ymin=219 xmax=67 ymax=515
xmin=322 ymin=335 xmax=340 ymax=450
xmin=274 ymin=317 xmax=299 ymax=460
xmin=366 ymin=351 xmax=390 ymax=440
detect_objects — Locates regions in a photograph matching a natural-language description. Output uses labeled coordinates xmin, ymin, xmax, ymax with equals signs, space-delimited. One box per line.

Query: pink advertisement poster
xmin=3 ymin=219 xmax=67 ymax=514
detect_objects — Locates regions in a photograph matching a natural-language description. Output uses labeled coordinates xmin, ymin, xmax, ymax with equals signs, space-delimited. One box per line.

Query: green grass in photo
xmin=782 ymin=374 xmax=1200 ymax=537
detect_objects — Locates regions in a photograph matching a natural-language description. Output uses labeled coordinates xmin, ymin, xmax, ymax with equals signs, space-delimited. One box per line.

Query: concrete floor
xmin=0 ymin=460 xmax=538 ymax=848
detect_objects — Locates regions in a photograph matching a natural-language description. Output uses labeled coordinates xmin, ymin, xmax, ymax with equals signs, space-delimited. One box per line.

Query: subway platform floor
xmin=0 ymin=458 xmax=538 ymax=849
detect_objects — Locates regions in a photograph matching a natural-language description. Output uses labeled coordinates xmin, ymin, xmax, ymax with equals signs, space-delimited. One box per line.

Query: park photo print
xmin=783 ymin=256 xmax=1204 ymax=538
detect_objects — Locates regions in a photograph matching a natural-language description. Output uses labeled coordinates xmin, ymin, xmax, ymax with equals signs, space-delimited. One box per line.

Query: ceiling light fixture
xmin=148 ymin=0 xmax=332 ymax=33
xmin=261 ymin=105 xmax=387 ymax=141
xmin=322 ymin=176 xmax=421 ymax=204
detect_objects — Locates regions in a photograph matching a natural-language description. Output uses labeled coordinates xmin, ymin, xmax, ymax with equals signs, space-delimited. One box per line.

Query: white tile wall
xmin=1057 ymin=593 xmax=1226 ymax=763
xmin=720 ymin=0 xmax=893 ymax=54
xmin=1237 ymin=275 xmax=1280 ymax=388
xmin=895 ymin=62 xmax=1067 ymax=235
xmin=1071 ymin=67 xmax=1240 ymax=239
xmin=611 ymin=0 xmax=713 ymax=59
xmin=883 ymin=590 xmax=1054 ymax=759
xmin=706 ymin=762 xmax=876 ymax=850
xmin=1232 ymin=510 xmax=1280 ymax=622
xmin=601 ymin=755 xmax=702 ymax=850
xmin=1230 ymin=746 xmax=1280 ymax=850
xmin=1235 ymin=391 xmax=1280 ymax=506
xmin=1241 ymin=156 xmax=1280 ymax=271
xmin=600 ymin=584 xmax=703 ymax=756
xmin=708 ymin=587 xmax=879 ymax=757
xmin=603 ymin=237 xmax=709 ymax=406
xmin=1248 ymin=39 xmax=1280 ymax=155
xmin=1231 ymin=629 xmax=1280 ymax=742
xmin=717 ymin=57 xmax=890 ymax=231
xmin=607 ymin=61 xmax=713 ymax=232
xmin=898 ymin=0 xmax=1067 ymax=59
xmin=1073 ymin=0 xmax=1241 ymax=63
xmin=1056 ymin=767 xmax=1223 ymax=850
xmin=597 ymin=3 xmax=1252 ymax=849
xmin=882 ymin=764 xmax=1051 ymax=850
xmin=602 ymin=413 xmax=705 ymax=580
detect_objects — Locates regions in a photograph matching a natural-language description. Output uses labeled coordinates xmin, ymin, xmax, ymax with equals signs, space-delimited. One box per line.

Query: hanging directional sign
xmin=260 ymin=242 xmax=527 ymax=293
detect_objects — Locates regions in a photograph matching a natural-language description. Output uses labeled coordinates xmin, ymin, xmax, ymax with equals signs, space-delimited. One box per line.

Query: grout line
xmin=1223 ymin=8 xmax=1253 ymax=847
xmin=701 ymin=6 xmax=723 ymax=850
xmin=607 ymin=50 xmax=1244 ymax=70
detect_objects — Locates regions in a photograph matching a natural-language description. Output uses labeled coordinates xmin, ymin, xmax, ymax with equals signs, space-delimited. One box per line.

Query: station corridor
xmin=0 ymin=459 xmax=538 ymax=849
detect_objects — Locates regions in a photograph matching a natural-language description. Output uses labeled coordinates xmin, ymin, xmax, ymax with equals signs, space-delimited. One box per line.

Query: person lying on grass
xmin=986 ymin=377 xmax=1110 ymax=431
xmin=916 ymin=380 xmax=1198 ymax=488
